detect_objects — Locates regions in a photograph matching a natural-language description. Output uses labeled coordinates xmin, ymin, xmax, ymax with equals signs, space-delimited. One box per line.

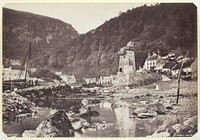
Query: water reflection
xmin=3 ymin=98 xmax=162 ymax=137
xmin=114 ymin=107 xmax=136 ymax=136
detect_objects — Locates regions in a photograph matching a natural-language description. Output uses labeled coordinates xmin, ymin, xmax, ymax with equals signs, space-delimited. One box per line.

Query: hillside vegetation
xmin=53 ymin=3 xmax=197 ymax=77
xmin=3 ymin=4 xmax=197 ymax=78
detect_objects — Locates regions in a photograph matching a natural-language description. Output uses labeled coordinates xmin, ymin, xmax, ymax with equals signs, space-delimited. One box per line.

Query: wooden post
xmin=176 ymin=51 xmax=189 ymax=104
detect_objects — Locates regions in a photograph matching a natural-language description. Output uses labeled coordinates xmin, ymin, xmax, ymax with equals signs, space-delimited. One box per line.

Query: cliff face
xmin=3 ymin=8 xmax=79 ymax=67
xmin=3 ymin=3 xmax=197 ymax=78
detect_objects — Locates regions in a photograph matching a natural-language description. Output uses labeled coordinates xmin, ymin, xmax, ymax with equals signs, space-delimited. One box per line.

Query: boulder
xmin=22 ymin=130 xmax=38 ymax=137
xmin=172 ymin=123 xmax=182 ymax=133
xmin=151 ymin=131 xmax=171 ymax=137
xmin=179 ymin=115 xmax=198 ymax=134
xmin=137 ymin=113 xmax=154 ymax=118
xmin=137 ymin=114 xmax=148 ymax=119
xmin=183 ymin=115 xmax=197 ymax=127
xmin=147 ymin=103 xmax=166 ymax=115
xmin=72 ymin=121 xmax=83 ymax=131
xmin=147 ymin=110 xmax=158 ymax=116
xmin=157 ymin=117 xmax=179 ymax=133
xmin=80 ymin=107 xmax=99 ymax=118
xmin=36 ymin=110 xmax=74 ymax=137
xmin=133 ymin=107 xmax=148 ymax=115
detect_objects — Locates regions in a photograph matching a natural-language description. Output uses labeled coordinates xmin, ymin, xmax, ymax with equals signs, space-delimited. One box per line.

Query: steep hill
xmin=3 ymin=4 xmax=197 ymax=78
xmin=54 ymin=3 xmax=197 ymax=77
xmin=3 ymin=8 xmax=79 ymax=67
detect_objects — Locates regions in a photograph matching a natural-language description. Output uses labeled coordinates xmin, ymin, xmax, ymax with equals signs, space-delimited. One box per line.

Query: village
xmin=2 ymin=2 xmax=198 ymax=138
xmin=2 ymin=41 xmax=197 ymax=89
xmin=2 ymin=40 xmax=198 ymax=137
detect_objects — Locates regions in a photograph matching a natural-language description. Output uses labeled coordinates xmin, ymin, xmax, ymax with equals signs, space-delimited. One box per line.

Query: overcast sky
xmin=4 ymin=3 xmax=156 ymax=34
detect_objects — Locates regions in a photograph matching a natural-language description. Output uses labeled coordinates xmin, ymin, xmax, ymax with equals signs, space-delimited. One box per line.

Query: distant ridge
xmin=3 ymin=3 xmax=197 ymax=78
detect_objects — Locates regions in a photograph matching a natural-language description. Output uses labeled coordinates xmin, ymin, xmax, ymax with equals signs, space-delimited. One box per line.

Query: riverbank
xmin=112 ymin=79 xmax=198 ymax=136
xmin=2 ymin=91 xmax=35 ymax=123
xmin=2 ymin=79 xmax=198 ymax=137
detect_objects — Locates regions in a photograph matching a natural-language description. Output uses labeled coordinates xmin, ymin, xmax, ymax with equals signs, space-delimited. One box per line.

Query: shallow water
xmin=3 ymin=98 xmax=163 ymax=137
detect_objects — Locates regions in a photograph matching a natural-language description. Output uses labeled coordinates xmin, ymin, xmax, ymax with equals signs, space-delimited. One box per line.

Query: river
xmin=3 ymin=98 xmax=163 ymax=137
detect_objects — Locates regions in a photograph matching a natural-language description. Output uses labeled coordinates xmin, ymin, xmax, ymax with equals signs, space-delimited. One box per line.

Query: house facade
xmin=154 ymin=59 xmax=166 ymax=72
xmin=99 ymin=75 xmax=117 ymax=86
xmin=162 ymin=61 xmax=176 ymax=75
xmin=83 ymin=77 xmax=97 ymax=85
xmin=2 ymin=65 xmax=28 ymax=81
xmin=143 ymin=52 xmax=163 ymax=71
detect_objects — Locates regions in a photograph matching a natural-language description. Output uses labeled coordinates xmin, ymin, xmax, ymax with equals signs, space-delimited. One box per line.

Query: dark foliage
xmin=31 ymin=69 xmax=62 ymax=81
xmin=3 ymin=4 xmax=197 ymax=78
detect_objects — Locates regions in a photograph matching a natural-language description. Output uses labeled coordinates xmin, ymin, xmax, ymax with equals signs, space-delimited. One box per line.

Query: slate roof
xmin=4 ymin=65 xmax=24 ymax=70
xmin=146 ymin=55 xmax=159 ymax=61
xmin=172 ymin=60 xmax=195 ymax=70
xmin=163 ymin=61 xmax=176 ymax=69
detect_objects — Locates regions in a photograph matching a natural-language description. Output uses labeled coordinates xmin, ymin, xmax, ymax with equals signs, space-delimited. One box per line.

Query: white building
xmin=143 ymin=52 xmax=163 ymax=71
xmin=2 ymin=65 xmax=28 ymax=81
xmin=83 ymin=77 xmax=97 ymax=85
xmin=55 ymin=72 xmax=76 ymax=84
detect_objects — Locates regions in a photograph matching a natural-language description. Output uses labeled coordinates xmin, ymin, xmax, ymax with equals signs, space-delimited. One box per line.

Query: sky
xmin=4 ymin=3 xmax=156 ymax=34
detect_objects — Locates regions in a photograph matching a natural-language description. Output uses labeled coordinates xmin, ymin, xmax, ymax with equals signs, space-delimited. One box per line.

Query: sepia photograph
xmin=1 ymin=1 xmax=198 ymax=138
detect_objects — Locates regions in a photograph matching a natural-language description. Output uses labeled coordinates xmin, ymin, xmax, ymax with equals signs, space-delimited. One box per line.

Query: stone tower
xmin=115 ymin=41 xmax=136 ymax=86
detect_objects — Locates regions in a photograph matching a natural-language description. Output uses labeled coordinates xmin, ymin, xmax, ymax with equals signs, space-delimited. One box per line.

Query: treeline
xmin=50 ymin=3 xmax=197 ymax=77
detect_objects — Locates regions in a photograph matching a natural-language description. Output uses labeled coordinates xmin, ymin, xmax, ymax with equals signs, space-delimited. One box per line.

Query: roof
xmin=118 ymin=46 xmax=134 ymax=55
xmin=4 ymin=65 xmax=24 ymax=70
xmin=157 ymin=59 xmax=166 ymax=65
xmin=172 ymin=59 xmax=195 ymax=70
xmin=146 ymin=53 xmax=162 ymax=61
xmin=163 ymin=61 xmax=176 ymax=69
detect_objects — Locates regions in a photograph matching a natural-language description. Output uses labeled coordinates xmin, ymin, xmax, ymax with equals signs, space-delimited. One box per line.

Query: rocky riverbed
xmin=2 ymin=91 xmax=35 ymax=123
xmin=112 ymin=79 xmax=198 ymax=137
xmin=2 ymin=79 xmax=198 ymax=137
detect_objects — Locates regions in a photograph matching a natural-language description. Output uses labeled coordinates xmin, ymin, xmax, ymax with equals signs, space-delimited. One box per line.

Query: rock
xmin=159 ymin=95 xmax=164 ymax=98
xmin=183 ymin=115 xmax=197 ymax=127
xmin=166 ymin=106 xmax=173 ymax=110
xmin=167 ymin=127 xmax=176 ymax=136
xmin=145 ymin=93 xmax=152 ymax=96
xmin=81 ymin=98 xmax=89 ymax=106
xmin=157 ymin=117 xmax=179 ymax=133
xmin=147 ymin=110 xmax=158 ymax=116
xmin=180 ymin=125 xmax=194 ymax=133
xmin=137 ymin=114 xmax=148 ymax=119
xmin=137 ymin=113 xmax=154 ymax=118
xmin=80 ymin=107 xmax=99 ymax=117
xmin=50 ymin=109 xmax=58 ymax=115
xmin=70 ymin=107 xmax=80 ymax=114
xmin=172 ymin=123 xmax=182 ymax=133
xmin=72 ymin=121 xmax=83 ymax=131
xmin=133 ymin=107 xmax=148 ymax=115
xmin=36 ymin=110 xmax=74 ymax=137
xmin=147 ymin=103 xmax=166 ymax=115
xmin=134 ymin=95 xmax=140 ymax=99
xmin=22 ymin=130 xmax=38 ymax=137
xmin=151 ymin=131 xmax=171 ymax=137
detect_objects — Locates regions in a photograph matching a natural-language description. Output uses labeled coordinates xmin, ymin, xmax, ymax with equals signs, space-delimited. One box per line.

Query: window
xmin=119 ymin=68 xmax=123 ymax=72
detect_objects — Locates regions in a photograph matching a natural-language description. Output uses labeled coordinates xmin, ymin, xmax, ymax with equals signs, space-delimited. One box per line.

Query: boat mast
xmin=96 ymin=39 xmax=101 ymax=78
xmin=24 ymin=42 xmax=32 ymax=81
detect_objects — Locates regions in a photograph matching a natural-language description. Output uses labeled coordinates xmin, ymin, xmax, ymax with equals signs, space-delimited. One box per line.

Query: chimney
xmin=148 ymin=52 xmax=151 ymax=57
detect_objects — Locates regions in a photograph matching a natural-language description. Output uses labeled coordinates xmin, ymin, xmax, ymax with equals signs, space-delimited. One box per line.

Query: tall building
xmin=114 ymin=41 xmax=136 ymax=86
